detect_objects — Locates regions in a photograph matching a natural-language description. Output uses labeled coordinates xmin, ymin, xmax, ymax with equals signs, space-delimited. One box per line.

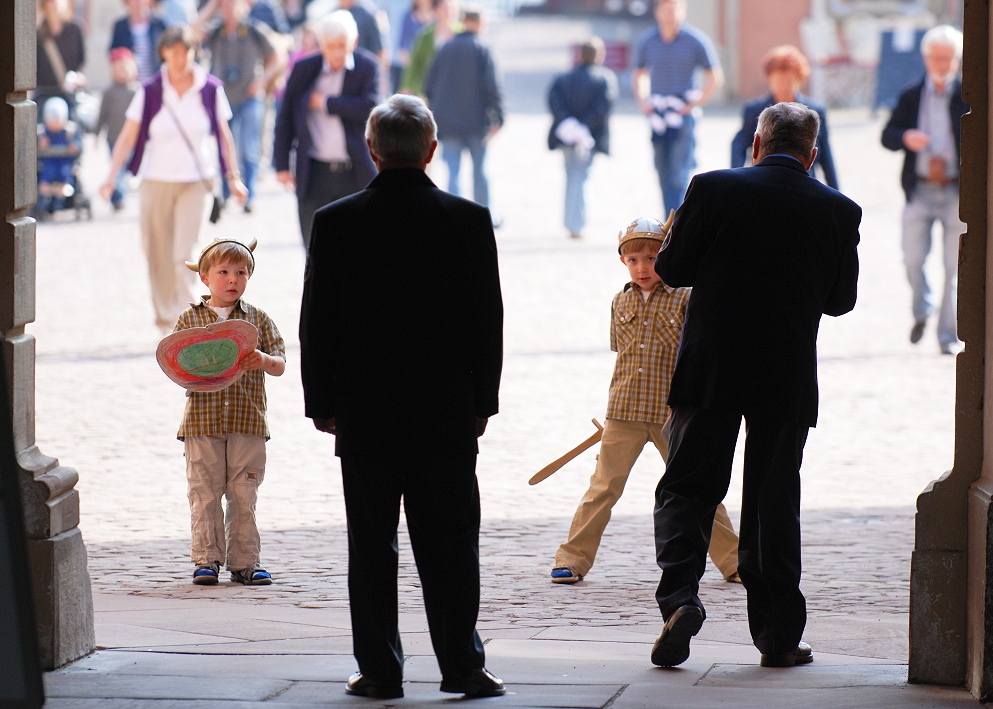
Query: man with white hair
xmin=300 ymin=93 xmax=505 ymax=699
xmin=882 ymin=24 xmax=968 ymax=355
xmin=273 ymin=9 xmax=379 ymax=246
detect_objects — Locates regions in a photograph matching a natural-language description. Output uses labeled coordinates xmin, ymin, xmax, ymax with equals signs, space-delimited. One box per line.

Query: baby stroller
xmin=34 ymin=96 xmax=92 ymax=222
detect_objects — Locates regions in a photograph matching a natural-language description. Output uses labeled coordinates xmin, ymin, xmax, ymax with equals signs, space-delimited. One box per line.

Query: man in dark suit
xmin=650 ymin=102 xmax=861 ymax=669
xmin=299 ymin=94 xmax=505 ymax=700
xmin=273 ymin=10 xmax=379 ymax=247
xmin=882 ymin=25 xmax=967 ymax=355
xmin=109 ymin=0 xmax=167 ymax=84
xmin=547 ymin=35 xmax=617 ymax=240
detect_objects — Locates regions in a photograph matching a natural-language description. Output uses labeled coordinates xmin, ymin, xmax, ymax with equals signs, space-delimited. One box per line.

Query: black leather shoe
xmin=345 ymin=672 xmax=403 ymax=698
xmin=439 ymin=667 xmax=506 ymax=697
xmin=760 ymin=641 xmax=813 ymax=667
xmin=651 ymin=604 xmax=704 ymax=667
xmin=910 ymin=320 xmax=926 ymax=344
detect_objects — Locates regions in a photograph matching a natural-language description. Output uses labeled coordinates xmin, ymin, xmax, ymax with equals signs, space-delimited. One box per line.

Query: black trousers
xmin=298 ymin=158 xmax=358 ymax=248
xmin=653 ymin=405 xmax=809 ymax=655
xmin=339 ymin=450 xmax=485 ymax=685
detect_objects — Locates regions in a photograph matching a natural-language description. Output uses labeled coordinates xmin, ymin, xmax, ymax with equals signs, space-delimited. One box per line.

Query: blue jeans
xmin=902 ymin=182 xmax=964 ymax=346
xmin=563 ymin=146 xmax=594 ymax=235
xmin=224 ymin=96 xmax=264 ymax=205
xmin=442 ymin=133 xmax=489 ymax=207
xmin=107 ymin=137 xmax=128 ymax=206
xmin=652 ymin=114 xmax=696 ymax=215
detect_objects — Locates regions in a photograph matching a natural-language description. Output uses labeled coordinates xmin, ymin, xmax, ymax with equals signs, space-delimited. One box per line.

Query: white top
xmin=126 ymin=64 xmax=233 ymax=182
xmin=306 ymin=56 xmax=352 ymax=163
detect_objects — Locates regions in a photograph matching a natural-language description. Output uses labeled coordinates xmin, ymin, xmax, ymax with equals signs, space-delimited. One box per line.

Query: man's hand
xmin=309 ymin=91 xmax=326 ymax=111
xmin=276 ymin=170 xmax=295 ymax=190
xmin=903 ymin=129 xmax=931 ymax=152
xmin=476 ymin=417 xmax=488 ymax=437
xmin=313 ymin=417 xmax=336 ymax=435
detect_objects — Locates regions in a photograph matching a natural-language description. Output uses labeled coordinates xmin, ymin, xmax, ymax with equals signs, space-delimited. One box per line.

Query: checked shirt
xmin=606 ymin=281 xmax=690 ymax=426
xmin=175 ymin=296 xmax=285 ymax=441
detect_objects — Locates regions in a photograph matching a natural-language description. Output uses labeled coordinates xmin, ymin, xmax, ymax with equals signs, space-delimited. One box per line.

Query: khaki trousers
xmin=139 ymin=180 xmax=207 ymax=330
xmin=555 ymin=418 xmax=739 ymax=579
xmin=185 ymin=434 xmax=266 ymax=570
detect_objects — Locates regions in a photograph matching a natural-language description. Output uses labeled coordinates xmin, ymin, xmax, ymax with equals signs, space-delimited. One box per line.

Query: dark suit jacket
xmin=730 ymin=93 xmax=839 ymax=190
xmin=272 ymin=49 xmax=379 ymax=198
xmin=424 ymin=31 xmax=503 ymax=137
xmin=655 ymin=156 xmax=861 ymax=427
xmin=881 ymin=76 xmax=969 ymax=202
xmin=299 ymin=168 xmax=504 ymax=458
xmin=109 ymin=16 xmax=166 ymax=70
xmin=547 ymin=63 xmax=617 ymax=155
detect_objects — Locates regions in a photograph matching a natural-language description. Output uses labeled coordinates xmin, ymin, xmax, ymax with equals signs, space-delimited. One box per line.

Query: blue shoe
xmin=192 ymin=562 xmax=219 ymax=585
xmin=231 ymin=566 xmax=272 ymax=585
xmin=550 ymin=566 xmax=582 ymax=584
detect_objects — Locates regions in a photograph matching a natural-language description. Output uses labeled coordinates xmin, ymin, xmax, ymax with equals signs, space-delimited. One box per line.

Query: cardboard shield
xmin=156 ymin=320 xmax=259 ymax=392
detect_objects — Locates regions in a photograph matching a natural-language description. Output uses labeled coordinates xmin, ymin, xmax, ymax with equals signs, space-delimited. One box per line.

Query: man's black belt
xmin=313 ymin=159 xmax=352 ymax=172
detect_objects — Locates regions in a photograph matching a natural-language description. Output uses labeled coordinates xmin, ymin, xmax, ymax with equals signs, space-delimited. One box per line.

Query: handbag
xmin=161 ymin=98 xmax=224 ymax=224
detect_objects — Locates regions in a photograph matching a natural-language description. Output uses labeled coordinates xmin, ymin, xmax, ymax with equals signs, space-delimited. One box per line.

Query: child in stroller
xmin=35 ymin=96 xmax=91 ymax=221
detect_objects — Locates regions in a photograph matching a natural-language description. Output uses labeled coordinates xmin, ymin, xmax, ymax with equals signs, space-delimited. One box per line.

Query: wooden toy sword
xmin=529 ymin=419 xmax=604 ymax=485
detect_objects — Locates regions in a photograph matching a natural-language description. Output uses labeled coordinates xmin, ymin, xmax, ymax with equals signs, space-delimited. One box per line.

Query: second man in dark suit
xmin=650 ymin=102 xmax=861 ymax=669
xmin=273 ymin=10 xmax=379 ymax=247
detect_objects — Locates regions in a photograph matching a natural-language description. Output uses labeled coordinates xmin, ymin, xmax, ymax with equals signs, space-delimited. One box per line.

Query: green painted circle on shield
xmin=177 ymin=338 xmax=240 ymax=377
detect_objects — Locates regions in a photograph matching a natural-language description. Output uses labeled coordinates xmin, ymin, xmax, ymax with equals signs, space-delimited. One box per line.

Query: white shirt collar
xmin=322 ymin=54 xmax=355 ymax=74
xmin=161 ymin=63 xmax=208 ymax=98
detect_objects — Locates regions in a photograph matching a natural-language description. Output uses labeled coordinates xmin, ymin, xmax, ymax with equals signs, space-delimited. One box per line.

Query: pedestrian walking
xmin=35 ymin=0 xmax=87 ymax=111
xmin=98 ymin=24 xmax=247 ymax=333
xmin=731 ymin=44 xmax=838 ymax=190
xmin=650 ymin=102 xmax=860 ymax=669
xmin=299 ymin=93 xmax=505 ymax=700
xmin=547 ymin=36 xmax=617 ymax=240
xmin=109 ymin=0 xmax=167 ymax=84
xmin=423 ymin=6 xmax=502 ymax=213
xmin=550 ymin=214 xmax=740 ymax=586
xmin=273 ymin=10 xmax=379 ymax=247
xmin=197 ymin=0 xmax=281 ymax=213
xmin=632 ymin=0 xmax=723 ymax=214
xmin=399 ymin=0 xmax=458 ymax=98
xmin=172 ymin=238 xmax=286 ymax=587
xmin=95 ymin=47 xmax=139 ymax=211
xmin=881 ymin=25 xmax=967 ymax=355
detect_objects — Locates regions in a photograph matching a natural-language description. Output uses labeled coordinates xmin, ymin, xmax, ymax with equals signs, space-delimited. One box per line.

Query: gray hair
xmin=319 ymin=9 xmax=358 ymax=43
xmin=756 ymin=102 xmax=820 ymax=159
xmin=365 ymin=94 xmax=437 ymax=166
xmin=920 ymin=24 xmax=963 ymax=59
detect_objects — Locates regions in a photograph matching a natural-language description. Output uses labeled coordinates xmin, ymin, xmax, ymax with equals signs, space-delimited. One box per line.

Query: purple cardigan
xmin=128 ymin=72 xmax=228 ymax=177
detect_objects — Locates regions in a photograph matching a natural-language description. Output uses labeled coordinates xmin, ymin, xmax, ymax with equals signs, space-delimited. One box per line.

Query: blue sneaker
xmin=192 ymin=562 xmax=220 ymax=585
xmin=231 ymin=566 xmax=272 ymax=585
xmin=550 ymin=566 xmax=582 ymax=584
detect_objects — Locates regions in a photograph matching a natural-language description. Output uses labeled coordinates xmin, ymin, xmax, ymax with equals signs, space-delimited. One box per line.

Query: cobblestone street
xmin=30 ymin=16 xmax=956 ymax=683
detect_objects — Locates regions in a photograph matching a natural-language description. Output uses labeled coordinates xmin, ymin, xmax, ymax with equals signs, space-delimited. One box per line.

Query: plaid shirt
xmin=606 ymin=281 xmax=690 ymax=425
xmin=175 ymin=296 xmax=286 ymax=441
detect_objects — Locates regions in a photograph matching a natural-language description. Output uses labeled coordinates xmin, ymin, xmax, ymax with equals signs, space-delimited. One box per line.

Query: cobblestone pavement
xmin=29 ymin=16 xmax=955 ymax=668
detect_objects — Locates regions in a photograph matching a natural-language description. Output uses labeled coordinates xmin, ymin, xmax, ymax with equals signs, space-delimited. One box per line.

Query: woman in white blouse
xmin=100 ymin=24 xmax=247 ymax=333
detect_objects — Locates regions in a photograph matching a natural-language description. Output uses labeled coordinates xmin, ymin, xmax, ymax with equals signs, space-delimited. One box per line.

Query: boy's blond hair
xmin=198 ymin=240 xmax=255 ymax=277
xmin=619 ymin=238 xmax=663 ymax=257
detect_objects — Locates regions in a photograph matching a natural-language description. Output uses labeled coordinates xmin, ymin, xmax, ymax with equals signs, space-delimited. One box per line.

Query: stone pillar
xmin=908 ymin=0 xmax=989 ymax=696
xmin=0 ymin=0 xmax=94 ymax=670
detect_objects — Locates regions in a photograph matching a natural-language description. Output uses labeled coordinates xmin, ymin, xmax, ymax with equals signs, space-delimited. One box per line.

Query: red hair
xmin=762 ymin=45 xmax=811 ymax=82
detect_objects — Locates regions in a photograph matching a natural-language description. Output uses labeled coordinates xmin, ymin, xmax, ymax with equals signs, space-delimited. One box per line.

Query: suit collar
xmin=757 ymin=154 xmax=809 ymax=173
xmin=367 ymin=167 xmax=435 ymax=188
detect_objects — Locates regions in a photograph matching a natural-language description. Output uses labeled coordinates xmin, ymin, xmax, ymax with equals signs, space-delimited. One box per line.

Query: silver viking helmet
xmin=617 ymin=210 xmax=675 ymax=254
xmin=185 ymin=237 xmax=258 ymax=273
